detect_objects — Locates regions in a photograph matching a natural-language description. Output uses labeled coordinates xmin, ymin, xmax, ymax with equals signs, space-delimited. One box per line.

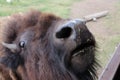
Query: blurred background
xmin=0 ymin=0 xmax=120 ymax=77
xmin=0 ymin=0 xmax=79 ymax=18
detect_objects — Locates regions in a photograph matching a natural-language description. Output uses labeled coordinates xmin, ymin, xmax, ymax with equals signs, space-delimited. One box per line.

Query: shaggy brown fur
xmin=0 ymin=10 xmax=99 ymax=80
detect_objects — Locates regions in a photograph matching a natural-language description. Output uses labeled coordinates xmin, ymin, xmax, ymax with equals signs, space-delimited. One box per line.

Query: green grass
xmin=97 ymin=1 xmax=120 ymax=67
xmin=0 ymin=0 xmax=79 ymax=18
xmin=97 ymin=35 xmax=120 ymax=67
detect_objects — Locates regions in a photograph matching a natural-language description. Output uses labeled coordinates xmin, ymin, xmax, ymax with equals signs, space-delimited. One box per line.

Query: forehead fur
xmin=1 ymin=10 xmax=61 ymax=43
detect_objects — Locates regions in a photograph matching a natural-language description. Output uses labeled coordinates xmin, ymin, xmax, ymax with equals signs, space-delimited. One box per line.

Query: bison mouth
xmin=71 ymin=38 xmax=96 ymax=57
xmin=71 ymin=23 xmax=96 ymax=57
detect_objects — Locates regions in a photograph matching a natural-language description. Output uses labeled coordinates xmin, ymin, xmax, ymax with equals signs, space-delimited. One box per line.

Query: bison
xmin=0 ymin=10 xmax=99 ymax=80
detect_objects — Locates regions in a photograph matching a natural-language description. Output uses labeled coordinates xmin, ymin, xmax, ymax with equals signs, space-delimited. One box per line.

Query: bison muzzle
xmin=0 ymin=10 xmax=99 ymax=80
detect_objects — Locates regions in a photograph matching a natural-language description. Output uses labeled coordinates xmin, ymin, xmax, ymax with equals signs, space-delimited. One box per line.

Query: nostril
xmin=56 ymin=27 xmax=72 ymax=39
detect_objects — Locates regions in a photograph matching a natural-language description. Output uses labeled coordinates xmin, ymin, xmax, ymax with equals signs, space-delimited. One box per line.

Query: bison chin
xmin=70 ymin=41 xmax=97 ymax=80
xmin=64 ymin=38 xmax=98 ymax=80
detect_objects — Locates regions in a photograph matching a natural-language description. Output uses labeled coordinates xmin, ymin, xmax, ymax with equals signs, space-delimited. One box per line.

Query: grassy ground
xmin=0 ymin=0 xmax=79 ymax=18
xmin=98 ymin=1 xmax=120 ymax=67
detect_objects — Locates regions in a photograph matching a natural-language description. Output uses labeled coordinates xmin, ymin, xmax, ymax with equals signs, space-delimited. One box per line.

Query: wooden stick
xmin=84 ymin=11 xmax=109 ymax=22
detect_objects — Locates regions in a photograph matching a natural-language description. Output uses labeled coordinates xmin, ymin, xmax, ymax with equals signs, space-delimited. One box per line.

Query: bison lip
xmin=71 ymin=41 xmax=95 ymax=57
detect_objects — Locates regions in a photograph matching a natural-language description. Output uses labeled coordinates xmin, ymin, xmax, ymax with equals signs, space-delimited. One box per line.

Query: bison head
xmin=0 ymin=10 xmax=98 ymax=80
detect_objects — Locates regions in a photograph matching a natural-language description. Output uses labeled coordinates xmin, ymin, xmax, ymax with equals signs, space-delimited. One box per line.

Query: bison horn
xmin=1 ymin=42 xmax=17 ymax=51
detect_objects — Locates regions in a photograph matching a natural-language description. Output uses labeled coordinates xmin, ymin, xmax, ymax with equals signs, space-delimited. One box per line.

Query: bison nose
xmin=56 ymin=26 xmax=72 ymax=39
xmin=55 ymin=19 xmax=85 ymax=39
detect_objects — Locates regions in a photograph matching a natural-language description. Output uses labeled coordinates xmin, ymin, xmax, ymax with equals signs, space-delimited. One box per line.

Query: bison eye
xmin=19 ymin=41 xmax=25 ymax=48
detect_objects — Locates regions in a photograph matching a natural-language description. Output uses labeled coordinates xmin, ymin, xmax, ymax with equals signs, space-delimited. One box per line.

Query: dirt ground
xmin=70 ymin=0 xmax=120 ymax=77
xmin=70 ymin=0 xmax=119 ymax=36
